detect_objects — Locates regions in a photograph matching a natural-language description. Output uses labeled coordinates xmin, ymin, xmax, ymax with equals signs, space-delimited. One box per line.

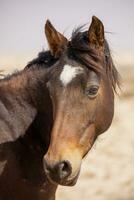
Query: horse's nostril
xmin=44 ymin=159 xmax=72 ymax=182
xmin=58 ymin=160 xmax=72 ymax=179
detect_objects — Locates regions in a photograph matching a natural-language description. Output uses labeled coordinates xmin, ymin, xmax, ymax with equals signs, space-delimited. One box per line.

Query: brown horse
xmin=0 ymin=16 xmax=119 ymax=200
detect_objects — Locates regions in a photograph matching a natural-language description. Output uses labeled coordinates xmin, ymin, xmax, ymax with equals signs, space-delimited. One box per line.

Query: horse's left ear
xmin=88 ymin=16 xmax=104 ymax=48
xmin=45 ymin=20 xmax=68 ymax=58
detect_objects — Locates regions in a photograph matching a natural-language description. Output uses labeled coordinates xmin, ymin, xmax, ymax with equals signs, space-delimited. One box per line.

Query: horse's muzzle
xmin=43 ymin=159 xmax=75 ymax=185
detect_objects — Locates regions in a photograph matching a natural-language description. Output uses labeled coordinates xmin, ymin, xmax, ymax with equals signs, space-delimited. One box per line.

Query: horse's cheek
xmin=95 ymin=82 xmax=114 ymax=134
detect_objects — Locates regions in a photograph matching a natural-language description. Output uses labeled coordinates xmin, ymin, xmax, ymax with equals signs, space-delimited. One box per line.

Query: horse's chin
xmin=46 ymin=169 xmax=80 ymax=186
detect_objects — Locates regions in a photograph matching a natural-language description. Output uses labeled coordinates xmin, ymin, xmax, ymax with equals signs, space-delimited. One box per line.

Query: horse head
xmin=43 ymin=16 xmax=119 ymax=186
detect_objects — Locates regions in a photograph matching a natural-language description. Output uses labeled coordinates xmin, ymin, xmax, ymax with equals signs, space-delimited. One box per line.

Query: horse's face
xmin=43 ymin=16 xmax=115 ymax=186
xmin=44 ymin=62 xmax=113 ymax=185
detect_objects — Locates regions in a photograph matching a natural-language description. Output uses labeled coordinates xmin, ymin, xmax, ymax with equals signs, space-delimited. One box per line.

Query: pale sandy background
xmin=0 ymin=0 xmax=134 ymax=199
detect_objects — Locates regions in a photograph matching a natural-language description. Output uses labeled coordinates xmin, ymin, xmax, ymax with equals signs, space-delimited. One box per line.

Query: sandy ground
xmin=0 ymin=64 xmax=134 ymax=200
xmin=57 ymin=66 xmax=134 ymax=200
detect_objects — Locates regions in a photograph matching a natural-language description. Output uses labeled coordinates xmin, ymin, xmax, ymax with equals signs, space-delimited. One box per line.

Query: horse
xmin=0 ymin=16 xmax=120 ymax=200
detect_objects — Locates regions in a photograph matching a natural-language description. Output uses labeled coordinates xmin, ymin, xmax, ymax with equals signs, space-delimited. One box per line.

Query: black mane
xmin=25 ymin=51 xmax=58 ymax=69
xmin=68 ymin=27 xmax=120 ymax=91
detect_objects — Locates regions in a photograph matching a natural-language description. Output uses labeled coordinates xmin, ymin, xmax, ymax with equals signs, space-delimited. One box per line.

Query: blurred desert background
xmin=0 ymin=0 xmax=134 ymax=199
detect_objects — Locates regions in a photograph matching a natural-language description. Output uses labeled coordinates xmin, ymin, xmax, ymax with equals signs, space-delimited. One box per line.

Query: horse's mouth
xmin=45 ymin=168 xmax=80 ymax=186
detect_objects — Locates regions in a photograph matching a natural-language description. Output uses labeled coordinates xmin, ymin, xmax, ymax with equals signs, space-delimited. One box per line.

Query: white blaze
xmin=60 ymin=65 xmax=83 ymax=86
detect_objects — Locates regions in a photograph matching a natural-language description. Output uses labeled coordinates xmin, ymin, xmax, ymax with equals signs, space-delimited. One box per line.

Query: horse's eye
xmin=85 ymin=85 xmax=99 ymax=98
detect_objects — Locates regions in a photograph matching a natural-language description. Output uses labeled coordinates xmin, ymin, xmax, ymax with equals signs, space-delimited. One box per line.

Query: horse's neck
xmin=0 ymin=67 xmax=48 ymax=144
xmin=0 ymin=68 xmax=57 ymax=199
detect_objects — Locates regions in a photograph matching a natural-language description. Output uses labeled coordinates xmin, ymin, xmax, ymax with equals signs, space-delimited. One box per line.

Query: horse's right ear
xmin=45 ymin=20 xmax=68 ymax=58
